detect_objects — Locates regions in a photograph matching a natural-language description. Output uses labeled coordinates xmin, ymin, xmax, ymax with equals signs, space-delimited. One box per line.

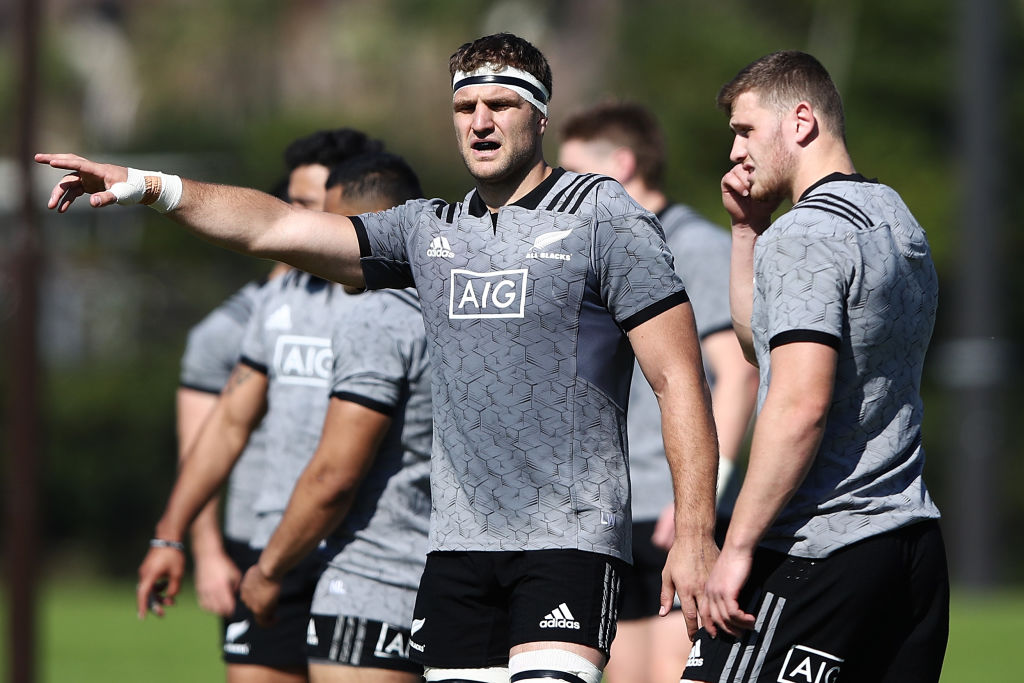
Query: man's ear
xmin=536 ymin=115 xmax=549 ymax=136
xmin=611 ymin=146 xmax=637 ymax=183
xmin=793 ymin=101 xmax=817 ymax=144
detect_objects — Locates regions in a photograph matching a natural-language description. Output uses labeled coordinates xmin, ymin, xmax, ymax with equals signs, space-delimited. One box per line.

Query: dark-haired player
xmin=174 ymin=128 xmax=384 ymax=683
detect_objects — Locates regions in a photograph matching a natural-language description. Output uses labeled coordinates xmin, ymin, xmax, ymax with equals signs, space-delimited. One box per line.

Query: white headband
xmin=452 ymin=64 xmax=550 ymax=116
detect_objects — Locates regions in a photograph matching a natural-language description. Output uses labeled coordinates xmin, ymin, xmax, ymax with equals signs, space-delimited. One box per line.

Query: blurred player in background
xmin=39 ymin=31 xmax=720 ymax=683
xmin=559 ymin=102 xmax=757 ymax=683
xmin=684 ymin=50 xmax=948 ymax=683
xmin=180 ymin=128 xmax=382 ymax=620
xmin=239 ymin=152 xmax=433 ymax=683
xmin=154 ymin=129 xmax=386 ymax=683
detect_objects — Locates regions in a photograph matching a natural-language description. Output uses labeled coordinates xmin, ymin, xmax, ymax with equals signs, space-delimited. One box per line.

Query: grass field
xmin=1 ymin=579 xmax=1022 ymax=681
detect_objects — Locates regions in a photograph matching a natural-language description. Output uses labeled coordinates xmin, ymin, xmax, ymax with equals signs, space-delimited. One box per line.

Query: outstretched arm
xmin=239 ymin=398 xmax=391 ymax=625
xmin=35 ymin=153 xmax=365 ymax=286
xmin=136 ymin=363 xmax=268 ymax=619
xmin=629 ymin=302 xmax=720 ymax=641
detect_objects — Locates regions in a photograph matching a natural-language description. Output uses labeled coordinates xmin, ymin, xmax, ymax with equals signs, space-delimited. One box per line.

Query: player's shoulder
xmin=660 ymin=203 xmax=729 ymax=246
xmin=782 ymin=173 xmax=894 ymax=237
xmin=552 ymin=170 xmax=645 ymax=220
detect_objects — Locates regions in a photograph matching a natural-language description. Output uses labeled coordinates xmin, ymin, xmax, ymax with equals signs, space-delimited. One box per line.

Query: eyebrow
xmin=453 ymin=91 xmax=524 ymax=109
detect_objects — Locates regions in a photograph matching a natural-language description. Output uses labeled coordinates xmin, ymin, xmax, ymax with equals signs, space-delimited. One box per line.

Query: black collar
xmin=467 ymin=168 xmax=567 ymax=217
xmin=799 ymin=172 xmax=877 ymax=202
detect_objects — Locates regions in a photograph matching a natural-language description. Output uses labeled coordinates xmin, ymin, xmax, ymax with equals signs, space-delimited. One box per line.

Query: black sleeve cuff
xmin=769 ymin=329 xmax=841 ymax=351
xmin=621 ymin=290 xmax=690 ymax=332
xmin=238 ymin=356 xmax=269 ymax=375
xmin=178 ymin=382 xmax=222 ymax=395
xmin=330 ymin=391 xmax=396 ymax=417
xmin=350 ymin=215 xmax=372 ymax=258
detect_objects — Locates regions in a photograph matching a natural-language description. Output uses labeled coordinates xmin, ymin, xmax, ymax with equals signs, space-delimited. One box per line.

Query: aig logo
xmin=449 ymin=268 xmax=528 ymax=319
xmin=273 ymin=335 xmax=332 ymax=386
xmin=779 ymin=645 xmax=843 ymax=683
xmin=373 ymin=623 xmax=411 ymax=660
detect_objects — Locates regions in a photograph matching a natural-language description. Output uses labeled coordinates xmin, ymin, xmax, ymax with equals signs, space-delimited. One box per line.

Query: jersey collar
xmin=467 ymin=168 xmax=567 ymax=218
xmin=799 ymin=172 xmax=877 ymax=202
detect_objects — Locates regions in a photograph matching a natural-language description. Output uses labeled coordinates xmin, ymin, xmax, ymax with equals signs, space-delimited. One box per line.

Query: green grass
xmin=8 ymin=578 xmax=224 ymax=683
xmin=1 ymin=579 xmax=1022 ymax=681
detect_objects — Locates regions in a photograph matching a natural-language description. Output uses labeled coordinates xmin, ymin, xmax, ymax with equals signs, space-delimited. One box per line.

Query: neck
xmin=790 ymin=143 xmax=856 ymax=204
xmin=476 ymin=158 xmax=551 ymax=212
xmin=621 ymin=178 xmax=667 ymax=214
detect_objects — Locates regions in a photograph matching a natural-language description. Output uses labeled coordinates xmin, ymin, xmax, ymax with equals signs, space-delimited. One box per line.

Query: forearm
xmin=189 ymin=498 xmax=226 ymax=556
xmin=729 ymin=226 xmax=758 ymax=363
xmin=710 ymin=370 xmax=757 ymax=465
xmin=723 ymin=398 xmax=826 ymax=554
xmin=258 ymin=462 xmax=357 ymax=581
xmin=155 ymin=425 xmax=249 ymax=542
xmin=661 ymin=377 xmax=719 ymax=540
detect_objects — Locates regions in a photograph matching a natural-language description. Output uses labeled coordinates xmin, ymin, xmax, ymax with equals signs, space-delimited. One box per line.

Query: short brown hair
xmin=717 ymin=50 xmax=846 ymax=140
xmin=560 ymin=102 xmax=665 ymax=190
xmin=449 ymin=33 xmax=553 ymax=101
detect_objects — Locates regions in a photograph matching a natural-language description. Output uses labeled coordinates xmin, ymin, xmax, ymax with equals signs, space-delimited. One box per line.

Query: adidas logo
xmin=686 ymin=638 xmax=703 ymax=668
xmin=426 ymin=235 xmax=455 ymax=258
xmin=265 ymin=304 xmax=292 ymax=330
xmin=539 ymin=602 xmax=581 ymax=630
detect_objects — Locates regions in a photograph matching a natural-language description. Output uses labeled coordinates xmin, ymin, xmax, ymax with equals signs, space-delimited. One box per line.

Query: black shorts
xmin=307 ymin=614 xmax=423 ymax=674
xmin=221 ymin=542 xmax=324 ymax=669
xmin=409 ymin=550 xmax=626 ymax=668
xmin=683 ymin=520 xmax=948 ymax=683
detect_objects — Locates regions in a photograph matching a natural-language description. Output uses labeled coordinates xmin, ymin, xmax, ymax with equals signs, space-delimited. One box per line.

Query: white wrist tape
xmin=109 ymin=167 xmax=183 ymax=213
xmin=716 ymin=456 xmax=735 ymax=503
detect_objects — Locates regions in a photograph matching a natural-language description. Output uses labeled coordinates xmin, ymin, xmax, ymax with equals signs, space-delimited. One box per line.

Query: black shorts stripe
xmin=769 ymin=329 xmax=841 ymax=351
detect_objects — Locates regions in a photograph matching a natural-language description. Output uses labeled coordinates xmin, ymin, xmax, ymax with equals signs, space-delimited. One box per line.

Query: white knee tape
xmin=508 ymin=649 xmax=603 ymax=683
xmin=109 ymin=167 xmax=182 ymax=213
xmin=424 ymin=666 xmax=509 ymax=683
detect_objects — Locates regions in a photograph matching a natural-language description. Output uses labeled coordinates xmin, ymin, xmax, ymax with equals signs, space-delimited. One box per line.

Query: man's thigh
xmin=683 ymin=521 xmax=948 ymax=683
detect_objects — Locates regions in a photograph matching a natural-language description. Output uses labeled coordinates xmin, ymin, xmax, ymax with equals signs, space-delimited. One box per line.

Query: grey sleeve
xmin=668 ymin=224 xmax=733 ymax=339
xmin=353 ymin=198 xmax=438 ymax=290
xmin=330 ymin=292 xmax=427 ymax=415
xmin=179 ymin=284 xmax=261 ymax=392
xmin=594 ymin=209 xmax=688 ymax=329
xmin=755 ymin=221 xmax=850 ymax=349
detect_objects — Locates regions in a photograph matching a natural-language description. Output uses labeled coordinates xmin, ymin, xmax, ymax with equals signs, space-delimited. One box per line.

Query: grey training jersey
xmin=751 ymin=173 xmax=940 ymax=558
xmin=179 ymin=280 xmax=268 ymax=543
xmin=353 ymin=169 xmax=688 ymax=561
xmin=239 ymin=270 xmax=356 ymax=548
xmin=320 ymin=287 xmax=432 ymax=602
xmin=627 ymin=204 xmax=733 ymax=522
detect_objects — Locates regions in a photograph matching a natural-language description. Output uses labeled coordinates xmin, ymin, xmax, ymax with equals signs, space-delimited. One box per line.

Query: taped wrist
xmin=109 ymin=167 xmax=183 ymax=213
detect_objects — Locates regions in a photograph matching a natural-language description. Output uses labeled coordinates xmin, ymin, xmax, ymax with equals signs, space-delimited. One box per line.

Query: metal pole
xmin=6 ymin=0 xmax=43 ymax=680
xmin=948 ymin=0 xmax=1005 ymax=588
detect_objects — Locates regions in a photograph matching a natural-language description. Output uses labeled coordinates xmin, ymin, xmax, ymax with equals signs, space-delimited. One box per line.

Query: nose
xmin=729 ymin=136 xmax=747 ymax=164
xmin=471 ymin=102 xmax=494 ymax=135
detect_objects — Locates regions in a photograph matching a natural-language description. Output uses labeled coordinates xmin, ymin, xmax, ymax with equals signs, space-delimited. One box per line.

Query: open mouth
xmin=472 ymin=141 xmax=500 ymax=152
